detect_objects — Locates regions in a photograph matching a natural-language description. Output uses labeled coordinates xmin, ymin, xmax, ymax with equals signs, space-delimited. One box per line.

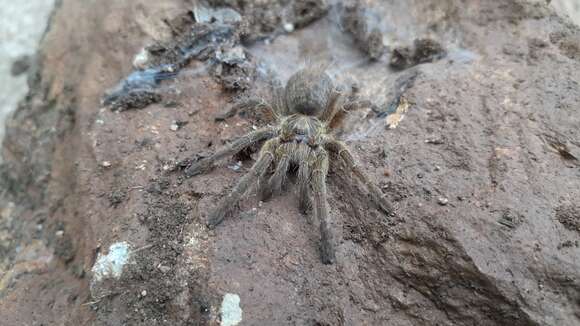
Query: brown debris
xmin=390 ymin=38 xmax=447 ymax=70
xmin=341 ymin=1 xmax=386 ymax=60
xmin=556 ymin=203 xmax=580 ymax=234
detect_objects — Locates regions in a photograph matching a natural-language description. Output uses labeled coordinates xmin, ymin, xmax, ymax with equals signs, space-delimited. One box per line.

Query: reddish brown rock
xmin=1 ymin=1 xmax=580 ymax=325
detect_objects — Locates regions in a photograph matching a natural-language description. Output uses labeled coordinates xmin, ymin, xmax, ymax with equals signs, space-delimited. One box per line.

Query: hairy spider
xmin=185 ymin=67 xmax=392 ymax=264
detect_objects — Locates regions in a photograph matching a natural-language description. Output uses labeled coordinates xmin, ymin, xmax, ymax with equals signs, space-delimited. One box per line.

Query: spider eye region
xmin=293 ymin=104 xmax=320 ymax=116
xmin=282 ymin=114 xmax=323 ymax=148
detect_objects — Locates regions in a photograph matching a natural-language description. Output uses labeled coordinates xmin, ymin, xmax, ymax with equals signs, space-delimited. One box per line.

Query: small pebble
xmin=228 ymin=161 xmax=243 ymax=172
xmin=425 ymin=137 xmax=444 ymax=145
xmin=55 ymin=230 xmax=64 ymax=237
xmin=438 ymin=197 xmax=449 ymax=205
xmin=101 ymin=161 xmax=112 ymax=168
xmin=283 ymin=23 xmax=295 ymax=33
xmin=170 ymin=120 xmax=188 ymax=131
xmin=141 ymin=290 xmax=147 ymax=297
xmin=135 ymin=161 xmax=147 ymax=170
xmin=164 ymin=100 xmax=179 ymax=108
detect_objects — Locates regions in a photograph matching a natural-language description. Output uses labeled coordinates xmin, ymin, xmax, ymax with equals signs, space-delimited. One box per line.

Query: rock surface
xmin=0 ymin=0 xmax=56 ymax=151
xmin=1 ymin=0 xmax=580 ymax=325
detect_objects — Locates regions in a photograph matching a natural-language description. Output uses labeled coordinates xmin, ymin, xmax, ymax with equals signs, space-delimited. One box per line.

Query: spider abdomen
xmin=285 ymin=69 xmax=333 ymax=116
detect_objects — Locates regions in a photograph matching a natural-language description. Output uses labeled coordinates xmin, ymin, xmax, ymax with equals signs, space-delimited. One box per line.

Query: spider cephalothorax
xmin=185 ymin=67 xmax=392 ymax=264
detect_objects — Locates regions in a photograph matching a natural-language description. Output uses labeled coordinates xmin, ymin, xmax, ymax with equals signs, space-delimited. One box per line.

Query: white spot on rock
xmin=133 ymin=48 xmax=150 ymax=70
xmin=220 ymin=293 xmax=242 ymax=326
xmin=92 ymin=242 xmax=131 ymax=281
xmin=228 ymin=161 xmax=242 ymax=172
xmin=283 ymin=23 xmax=295 ymax=33
xmin=438 ymin=197 xmax=449 ymax=206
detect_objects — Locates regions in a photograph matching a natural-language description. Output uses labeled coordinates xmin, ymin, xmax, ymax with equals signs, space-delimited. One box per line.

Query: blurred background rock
xmin=0 ymin=0 xmax=578 ymax=154
xmin=552 ymin=0 xmax=580 ymax=22
xmin=0 ymin=0 xmax=55 ymax=157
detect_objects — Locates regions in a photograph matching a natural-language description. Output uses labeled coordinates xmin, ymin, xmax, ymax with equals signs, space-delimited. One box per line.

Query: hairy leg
xmin=261 ymin=143 xmax=291 ymax=200
xmin=185 ymin=127 xmax=277 ymax=177
xmin=324 ymin=139 xmax=393 ymax=215
xmin=297 ymin=146 xmax=313 ymax=215
xmin=318 ymin=87 xmax=343 ymax=124
xmin=215 ymin=96 xmax=280 ymax=122
xmin=320 ymin=92 xmax=379 ymax=126
xmin=311 ymin=149 xmax=335 ymax=264
xmin=270 ymin=85 xmax=289 ymax=116
xmin=207 ymin=139 xmax=279 ymax=228
xmin=297 ymin=159 xmax=312 ymax=215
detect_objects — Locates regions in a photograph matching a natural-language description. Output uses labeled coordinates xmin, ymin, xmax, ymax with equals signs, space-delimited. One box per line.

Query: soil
xmin=556 ymin=203 xmax=580 ymax=233
xmin=1 ymin=0 xmax=580 ymax=325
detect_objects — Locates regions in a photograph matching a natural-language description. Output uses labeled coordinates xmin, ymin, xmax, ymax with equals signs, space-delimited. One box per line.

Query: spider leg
xmin=318 ymin=87 xmax=343 ymax=123
xmin=215 ymin=96 xmax=280 ymax=122
xmin=207 ymin=138 xmax=279 ymax=228
xmin=297 ymin=146 xmax=313 ymax=215
xmin=185 ymin=127 xmax=277 ymax=177
xmin=311 ymin=149 xmax=335 ymax=264
xmin=297 ymin=159 xmax=312 ymax=215
xmin=261 ymin=144 xmax=291 ymax=201
xmin=320 ymin=89 xmax=379 ymax=126
xmin=324 ymin=139 xmax=393 ymax=215
xmin=270 ymin=85 xmax=289 ymax=117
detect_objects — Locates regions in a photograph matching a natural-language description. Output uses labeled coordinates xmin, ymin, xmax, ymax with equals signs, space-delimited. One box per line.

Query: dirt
xmin=556 ymin=203 xmax=580 ymax=233
xmin=1 ymin=0 xmax=580 ymax=325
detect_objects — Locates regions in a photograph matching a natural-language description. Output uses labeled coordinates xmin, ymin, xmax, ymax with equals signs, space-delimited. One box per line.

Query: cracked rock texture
xmin=1 ymin=0 xmax=580 ymax=325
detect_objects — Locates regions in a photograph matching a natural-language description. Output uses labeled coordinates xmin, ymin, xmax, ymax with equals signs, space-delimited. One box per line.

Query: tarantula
xmin=185 ymin=68 xmax=392 ymax=264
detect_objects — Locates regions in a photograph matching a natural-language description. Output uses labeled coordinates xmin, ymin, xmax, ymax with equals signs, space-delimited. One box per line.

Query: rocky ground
xmin=1 ymin=0 xmax=580 ymax=325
